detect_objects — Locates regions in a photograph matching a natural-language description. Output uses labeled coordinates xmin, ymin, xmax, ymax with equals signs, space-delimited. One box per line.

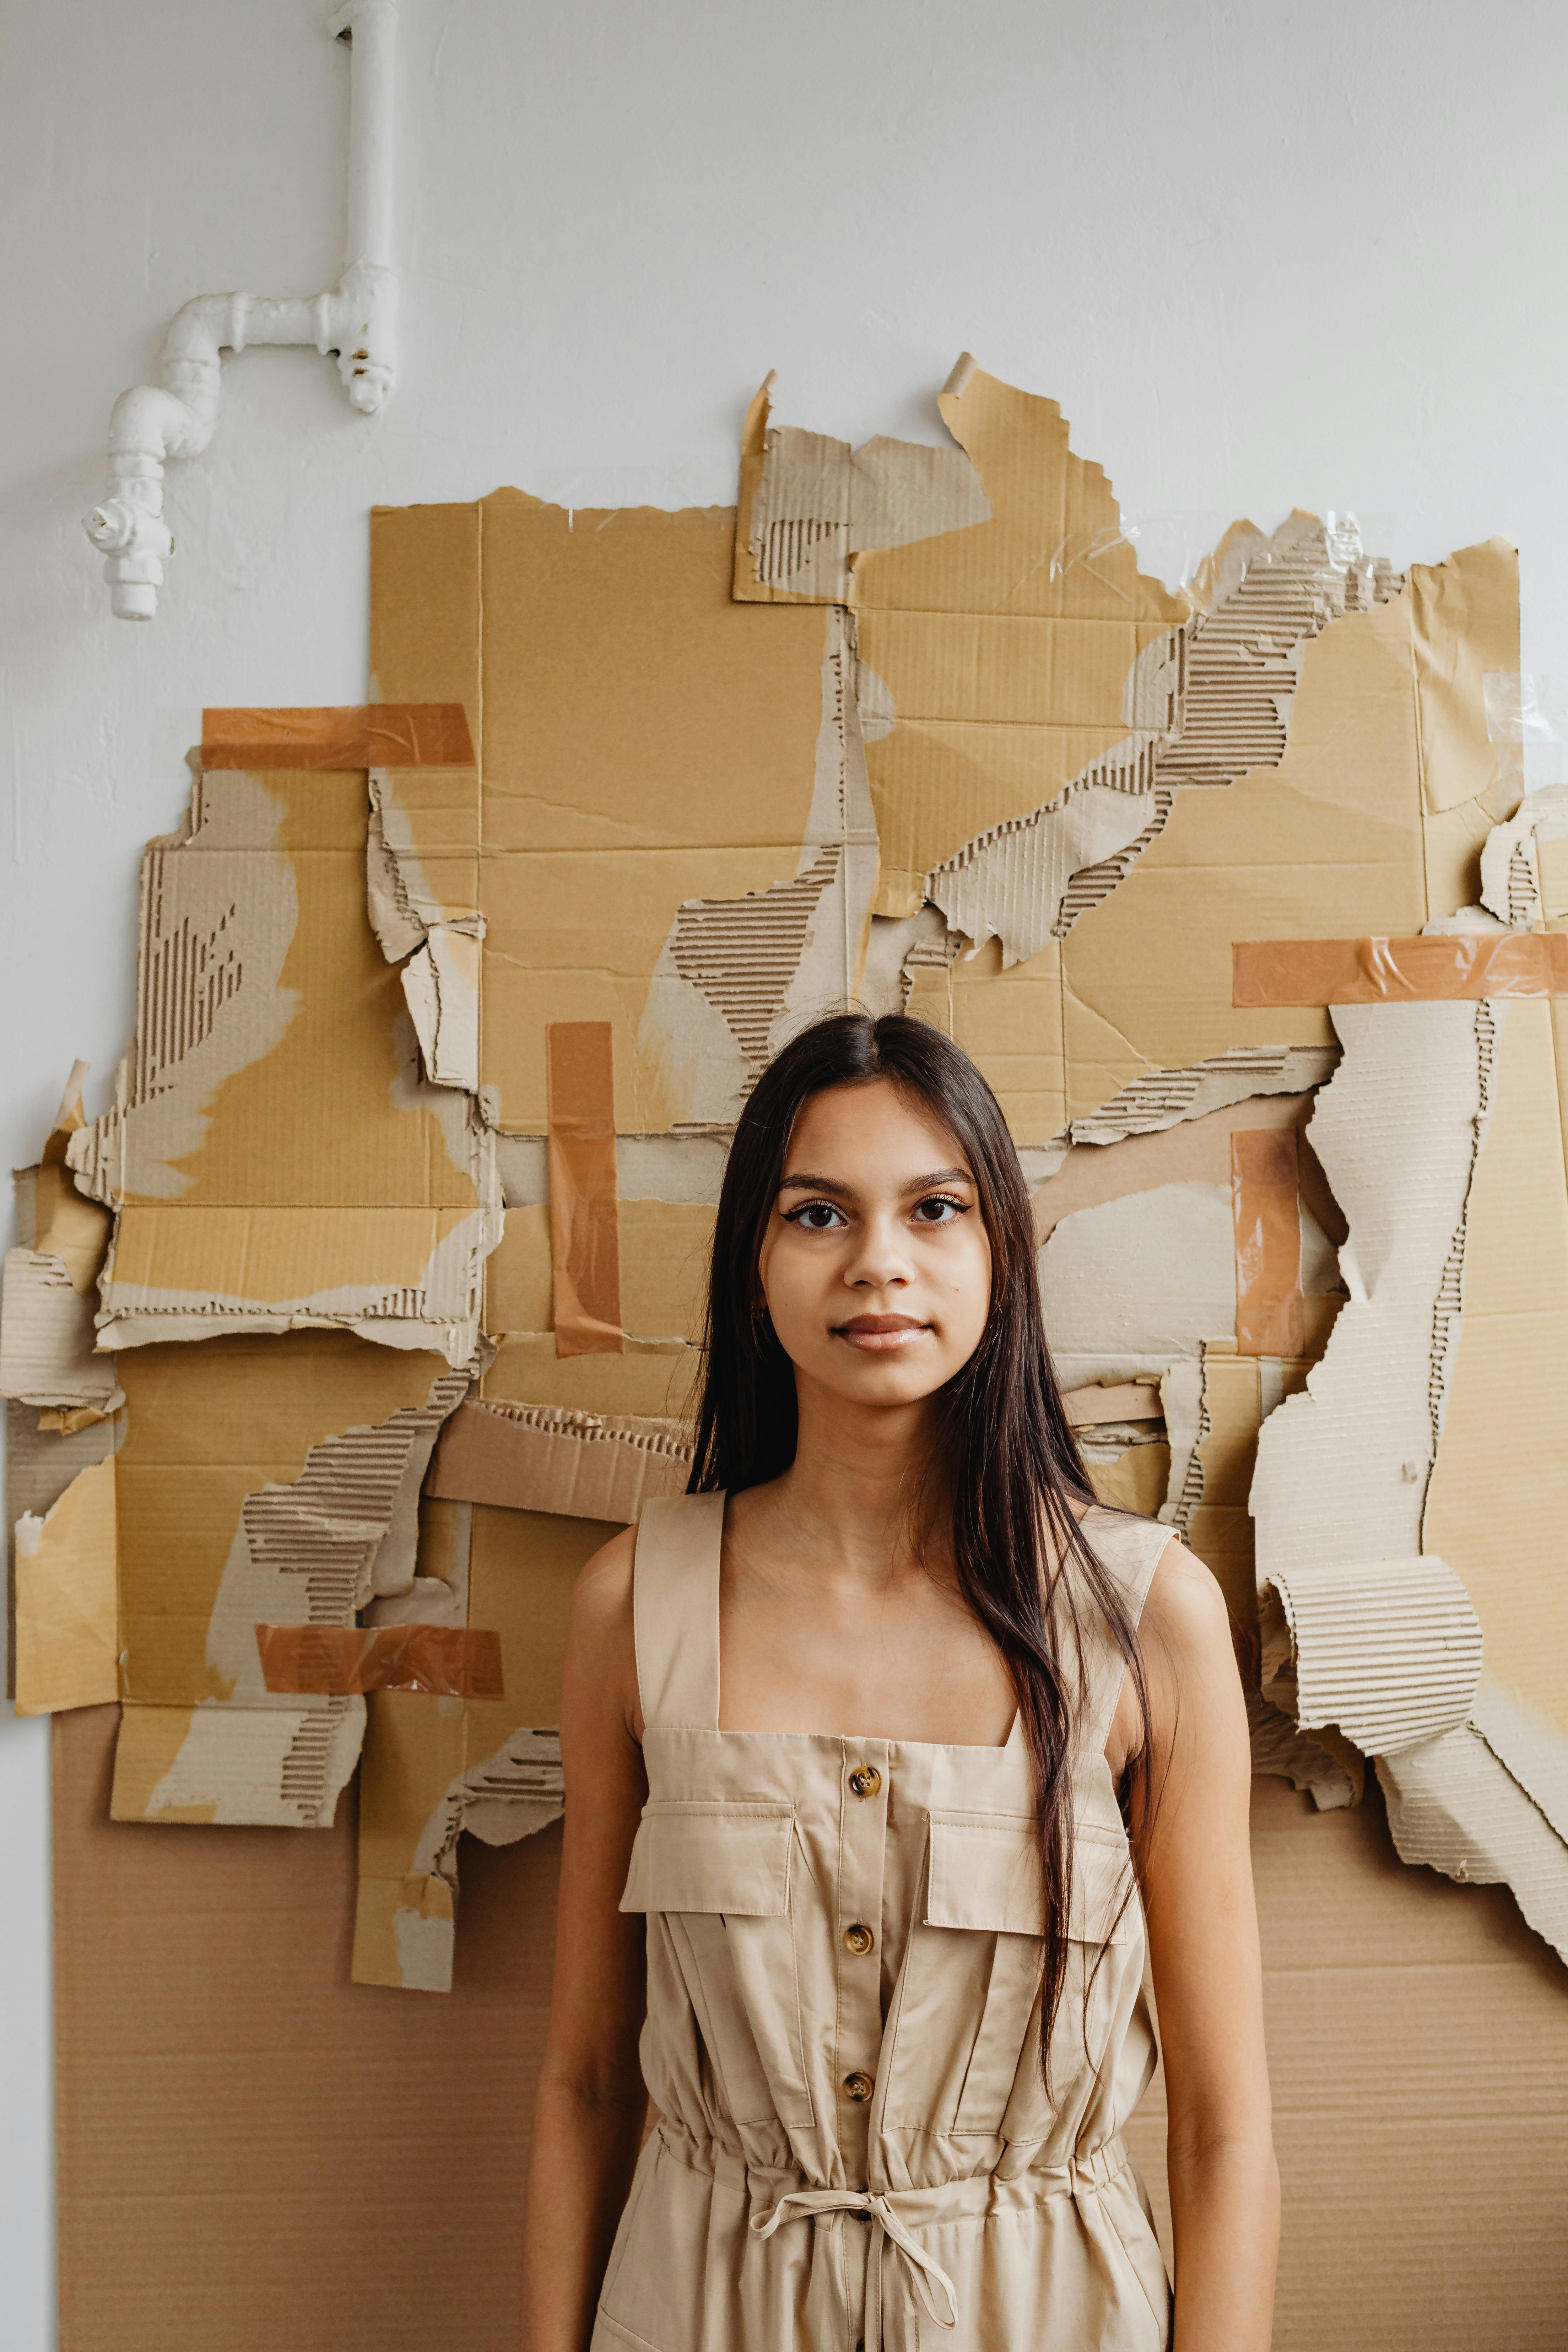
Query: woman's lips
xmin=833 ymin=1315 xmax=929 ymax=1352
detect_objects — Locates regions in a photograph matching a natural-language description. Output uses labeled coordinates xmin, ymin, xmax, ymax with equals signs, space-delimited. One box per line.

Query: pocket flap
xmin=925 ymin=1811 xmax=1136 ymax=1942
xmin=619 ymin=1800 xmax=794 ymax=1917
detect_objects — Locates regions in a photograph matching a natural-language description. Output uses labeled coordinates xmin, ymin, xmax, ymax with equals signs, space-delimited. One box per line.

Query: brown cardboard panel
xmin=546 ymin=1021 xmax=622 ymax=1355
xmin=483 ymin=1204 xmax=554 ymax=1335
xmin=255 ymin=1622 xmax=504 ymax=1699
xmin=1408 ymin=537 xmax=1525 ymax=814
xmin=1085 ymin=1441 xmax=1170 ymax=1516
xmin=55 ymin=1707 xmax=1568 ymax=2352
xmin=617 ymin=1199 xmax=714 ymax=1343
xmin=904 ymin=932 xmax=1066 ymax=1145
xmin=1123 ymin=1774 xmax=1568 ymax=2352
xmin=201 ymin=704 xmax=474 ymax=769
xmin=1234 ymin=930 xmax=1568 ymax=1005
xmin=427 ymin=1398 xmax=692 ymax=1519
xmin=369 ymin=502 xmax=483 ymax=755
xmin=55 ymin=1700 xmax=566 ymax=2350
xmin=1232 ymin=1128 xmax=1304 ymax=1356
xmin=1060 ymin=1381 xmax=1162 ymax=1427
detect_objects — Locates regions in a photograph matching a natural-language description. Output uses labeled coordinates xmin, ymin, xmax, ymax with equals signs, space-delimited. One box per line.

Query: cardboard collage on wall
xmin=7 ymin=360 xmax=1568 ymax=1998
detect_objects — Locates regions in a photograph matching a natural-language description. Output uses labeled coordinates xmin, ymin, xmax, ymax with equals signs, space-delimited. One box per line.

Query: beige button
xmin=843 ymin=2070 xmax=875 ymax=2103
xmin=847 ymin=1764 xmax=882 ymax=1797
xmin=843 ymin=1921 xmax=875 ymax=1956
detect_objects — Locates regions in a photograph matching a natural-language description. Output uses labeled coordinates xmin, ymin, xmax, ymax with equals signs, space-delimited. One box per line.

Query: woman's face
xmin=756 ymin=1078 xmax=994 ymax=1416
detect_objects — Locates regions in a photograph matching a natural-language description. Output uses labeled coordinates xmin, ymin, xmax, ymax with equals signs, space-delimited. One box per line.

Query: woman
xmin=523 ymin=1012 xmax=1278 ymax=2351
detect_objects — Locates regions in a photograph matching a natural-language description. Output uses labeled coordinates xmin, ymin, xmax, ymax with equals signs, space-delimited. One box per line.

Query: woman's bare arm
xmin=521 ymin=1528 xmax=649 ymax=2352
xmin=1125 ymin=1543 xmax=1280 ymax=2351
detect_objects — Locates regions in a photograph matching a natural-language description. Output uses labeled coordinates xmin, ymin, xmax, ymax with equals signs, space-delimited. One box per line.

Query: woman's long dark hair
xmin=688 ymin=1010 xmax=1153 ymax=2077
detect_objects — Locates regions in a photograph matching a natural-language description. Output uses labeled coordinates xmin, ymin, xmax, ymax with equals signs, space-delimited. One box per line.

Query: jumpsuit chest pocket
xmin=884 ymin=1810 xmax=1138 ymax=2136
xmin=620 ymin=1801 xmax=815 ymax=2129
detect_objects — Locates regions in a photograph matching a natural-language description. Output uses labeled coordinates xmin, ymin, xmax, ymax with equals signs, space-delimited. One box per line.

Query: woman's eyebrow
xmin=900 ymin=1167 xmax=973 ymax=1194
xmin=778 ymin=1172 xmax=855 ymax=1197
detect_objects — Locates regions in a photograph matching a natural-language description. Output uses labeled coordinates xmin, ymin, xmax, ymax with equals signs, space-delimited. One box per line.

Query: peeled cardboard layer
xmin=1234 ymin=931 xmax=1568 ymax=1005
xmin=1066 ymin=1043 xmax=1337 ymax=1146
xmin=427 ymin=1397 xmax=692 ymax=1518
xmin=13 ymin=1454 xmax=118 ymax=1716
xmin=0 ymin=1250 xmax=121 ymax=1410
xmin=111 ymin=1694 xmax=365 ymax=1829
xmin=255 ymin=1622 xmax=503 ymax=1699
xmin=1381 ymin=1727 xmax=1568 ymax=1961
xmin=201 ymin=704 xmax=475 ymax=769
xmin=1260 ymin=1557 xmax=1483 ymax=1756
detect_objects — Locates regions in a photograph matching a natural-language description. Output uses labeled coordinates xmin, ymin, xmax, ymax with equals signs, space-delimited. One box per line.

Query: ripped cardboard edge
xmin=1234 ymin=932 xmax=1568 ymax=1005
xmin=1067 ymin=1045 xmax=1339 ymax=1148
xmin=426 ymin=1397 xmax=693 ymax=1519
xmin=256 ymin=1623 xmax=503 ymax=1699
xmin=110 ymin=1698 xmax=366 ymax=1828
xmin=0 ymin=1250 xmax=124 ymax=1411
xmin=1380 ymin=1723 xmax=1568 ymax=1962
xmin=201 ymin=705 xmax=475 ymax=769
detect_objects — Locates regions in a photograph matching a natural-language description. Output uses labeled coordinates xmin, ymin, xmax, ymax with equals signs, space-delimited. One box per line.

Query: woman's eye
xmin=787 ymin=1201 xmax=846 ymax=1231
xmin=913 ymin=1194 xmax=968 ymax=1225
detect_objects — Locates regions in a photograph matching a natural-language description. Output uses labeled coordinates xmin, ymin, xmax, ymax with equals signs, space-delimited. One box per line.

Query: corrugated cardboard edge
xmin=427 ymin=1397 xmax=692 ymax=1518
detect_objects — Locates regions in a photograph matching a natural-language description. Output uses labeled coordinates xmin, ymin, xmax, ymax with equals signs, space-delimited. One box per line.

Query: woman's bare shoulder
xmin=562 ymin=1524 xmax=641 ymax=1739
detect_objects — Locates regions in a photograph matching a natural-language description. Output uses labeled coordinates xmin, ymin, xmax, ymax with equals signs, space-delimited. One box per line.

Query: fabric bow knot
xmin=752 ymin=2185 xmax=958 ymax=2350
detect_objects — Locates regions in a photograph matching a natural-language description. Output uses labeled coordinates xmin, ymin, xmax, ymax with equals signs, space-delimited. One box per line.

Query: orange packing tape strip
xmin=1231 ymin=1128 xmax=1304 ymax=1358
xmin=201 ymin=704 xmax=475 ymax=769
xmin=1232 ymin=932 xmax=1568 ymax=1006
xmin=254 ymin=1623 xmax=504 ymax=1699
xmin=547 ymin=1021 xmax=625 ymax=1358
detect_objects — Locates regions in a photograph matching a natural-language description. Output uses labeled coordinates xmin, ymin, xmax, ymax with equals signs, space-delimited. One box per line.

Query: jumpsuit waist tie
xmin=747 ymin=2136 xmax=1131 ymax=2352
xmin=751 ymin=2186 xmax=957 ymax=2349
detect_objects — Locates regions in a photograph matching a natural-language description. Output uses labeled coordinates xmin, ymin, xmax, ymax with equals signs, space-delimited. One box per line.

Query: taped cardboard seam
xmin=547 ymin=1023 xmax=623 ymax=1357
xmin=1232 ymin=1129 xmax=1305 ymax=1357
xmin=1234 ymin=932 xmax=1568 ymax=1006
xmin=255 ymin=1622 xmax=503 ymax=1699
xmin=13 ymin=1454 xmax=119 ymax=1716
xmin=427 ymin=1397 xmax=692 ymax=1518
xmin=201 ymin=705 xmax=475 ymax=769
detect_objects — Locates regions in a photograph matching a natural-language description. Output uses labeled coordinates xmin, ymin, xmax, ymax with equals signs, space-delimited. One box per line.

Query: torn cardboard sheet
xmin=496 ymin=1132 xmax=731 ymax=1211
xmin=1477 ymin=783 xmax=1568 ymax=928
xmin=1232 ymin=1129 xmax=1304 ymax=1356
xmin=256 ymin=1622 xmax=503 ymax=1699
xmin=1245 ymin=1685 xmax=1361 ymax=1811
xmin=106 ymin=1334 xmax=466 ymax=1828
xmin=1060 ymin=1380 xmax=1162 ymax=1428
xmin=1380 ymin=1726 xmax=1568 ymax=1961
xmin=1234 ymin=932 xmax=1568 ymax=1005
xmin=61 ymin=764 xmax=500 ymax=1369
xmin=1040 ymin=1178 xmax=1339 ymax=1528
xmin=13 ymin=1454 xmax=119 ymax=1716
xmin=639 ymin=604 xmax=880 ymax=1118
xmin=201 ymin=704 xmax=475 ymax=769
xmin=427 ymin=1399 xmax=692 ymax=1519
xmin=547 ymin=1022 xmax=623 ymax=1356
xmin=1 ymin=1063 xmax=121 ymax=1413
xmin=1259 ymin=1556 xmax=1483 ymax=1756
xmin=925 ymin=512 xmax=1402 ymax=967
xmin=740 ymin=376 xmax=993 ymax=602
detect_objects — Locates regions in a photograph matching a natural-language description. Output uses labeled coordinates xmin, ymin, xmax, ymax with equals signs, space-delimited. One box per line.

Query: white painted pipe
xmin=83 ymin=1 xmax=399 ymax=621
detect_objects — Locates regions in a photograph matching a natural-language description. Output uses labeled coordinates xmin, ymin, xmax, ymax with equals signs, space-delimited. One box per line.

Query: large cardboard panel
xmin=55 ymin=1705 xmax=1568 ymax=2352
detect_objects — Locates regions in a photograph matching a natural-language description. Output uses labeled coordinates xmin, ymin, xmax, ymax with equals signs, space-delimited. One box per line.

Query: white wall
xmin=2 ymin=0 xmax=1564 ymax=2336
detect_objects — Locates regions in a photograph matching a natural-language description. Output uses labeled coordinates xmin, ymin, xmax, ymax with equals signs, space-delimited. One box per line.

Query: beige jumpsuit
xmin=591 ymin=1491 xmax=1174 ymax=2352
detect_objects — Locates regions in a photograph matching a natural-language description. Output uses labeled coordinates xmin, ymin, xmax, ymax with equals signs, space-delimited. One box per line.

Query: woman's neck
xmin=762 ymin=1377 xmax=945 ymax=1580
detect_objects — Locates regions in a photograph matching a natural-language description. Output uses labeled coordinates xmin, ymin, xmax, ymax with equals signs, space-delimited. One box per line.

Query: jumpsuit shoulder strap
xmin=1073 ymin=1507 xmax=1179 ymax=1757
xmin=633 ymin=1490 xmax=725 ymax=1732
